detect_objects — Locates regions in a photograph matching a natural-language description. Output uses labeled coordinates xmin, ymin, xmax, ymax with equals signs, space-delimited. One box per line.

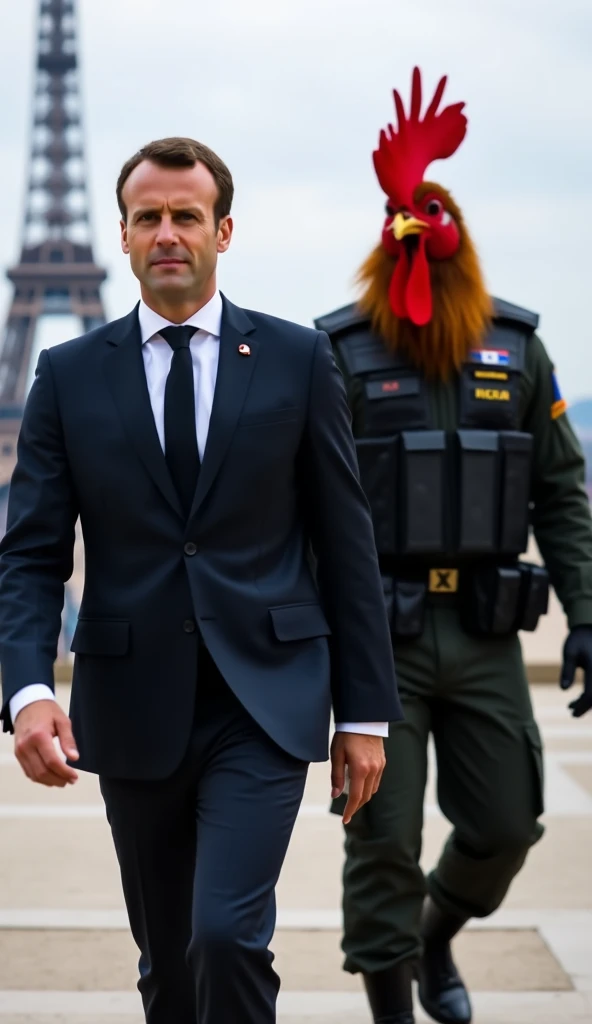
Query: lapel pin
xmin=238 ymin=344 xmax=251 ymax=356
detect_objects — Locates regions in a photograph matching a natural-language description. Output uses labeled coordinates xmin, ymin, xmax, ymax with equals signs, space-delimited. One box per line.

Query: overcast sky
xmin=1 ymin=0 xmax=591 ymax=400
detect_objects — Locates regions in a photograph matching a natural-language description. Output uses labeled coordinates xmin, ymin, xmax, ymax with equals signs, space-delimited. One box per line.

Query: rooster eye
xmin=426 ymin=199 xmax=443 ymax=216
xmin=385 ymin=202 xmax=395 ymax=217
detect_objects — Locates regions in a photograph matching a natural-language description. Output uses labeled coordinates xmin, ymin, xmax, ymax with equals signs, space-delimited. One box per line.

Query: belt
xmin=382 ymin=565 xmax=460 ymax=604
xmin=427 ymin=568 xmax=459 ymax=594
xmin=379 ymin=556 xmax=461 ymax=593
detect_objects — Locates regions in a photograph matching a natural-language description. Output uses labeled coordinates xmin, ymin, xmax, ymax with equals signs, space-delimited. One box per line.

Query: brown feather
xmin=356 ymin=183 xmax=492 ymax=380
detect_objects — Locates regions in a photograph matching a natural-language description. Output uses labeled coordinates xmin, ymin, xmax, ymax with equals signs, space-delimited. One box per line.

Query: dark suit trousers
xmin=99 ymin=647 xmax=309 ymax=1024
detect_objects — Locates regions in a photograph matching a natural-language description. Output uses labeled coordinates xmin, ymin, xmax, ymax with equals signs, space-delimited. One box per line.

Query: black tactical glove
xmin=560 ymin=625 xmax=592 ymax=717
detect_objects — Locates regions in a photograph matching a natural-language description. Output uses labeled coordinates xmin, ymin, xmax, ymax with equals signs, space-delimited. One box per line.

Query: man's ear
xmin=217 ymin=216 xmax=233 ymax=255
xmin=120 ymin=218 xmax=130 ymax=255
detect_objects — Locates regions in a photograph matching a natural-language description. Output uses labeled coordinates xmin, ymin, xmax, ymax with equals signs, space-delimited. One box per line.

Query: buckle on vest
xmin=428 ymin=568 xmax=459 ymax=594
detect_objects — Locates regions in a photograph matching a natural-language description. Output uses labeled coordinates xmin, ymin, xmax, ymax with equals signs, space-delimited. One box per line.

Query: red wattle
xmin=405 ymin=238 xmax=432 ymax=326
xmin=389 ymin=250 xmax=410 ymax=319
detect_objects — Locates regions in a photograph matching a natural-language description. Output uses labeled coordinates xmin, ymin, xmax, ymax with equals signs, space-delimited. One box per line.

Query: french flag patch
xmin=471 ymin=349 xmax=510 ymax=367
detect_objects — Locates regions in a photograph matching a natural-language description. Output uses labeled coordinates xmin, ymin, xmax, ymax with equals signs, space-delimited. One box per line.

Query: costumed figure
xmin=315 ymin=68 xmax=592 ymax=1024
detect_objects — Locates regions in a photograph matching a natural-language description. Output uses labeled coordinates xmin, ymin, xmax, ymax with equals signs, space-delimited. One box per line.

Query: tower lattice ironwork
xmin=0 ymin=0 xmax=105 ymax=649
xmin=0 ymin=0 xmax=106 ymax=453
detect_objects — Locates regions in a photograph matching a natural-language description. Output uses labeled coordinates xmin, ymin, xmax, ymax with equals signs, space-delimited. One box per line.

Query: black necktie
xmin=160 ymin=325 xmax=200 ymax=516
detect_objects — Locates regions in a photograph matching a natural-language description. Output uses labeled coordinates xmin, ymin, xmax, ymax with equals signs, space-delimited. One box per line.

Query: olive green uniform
xmin=318 ymin=301 xmax=592 ymax=974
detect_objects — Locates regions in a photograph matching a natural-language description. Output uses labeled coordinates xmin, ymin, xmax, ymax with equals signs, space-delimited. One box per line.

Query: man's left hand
xmin=330 ymin=732 xmax=386 ymax=825
xmin=560 ymin=625 xmax=592 ymax=717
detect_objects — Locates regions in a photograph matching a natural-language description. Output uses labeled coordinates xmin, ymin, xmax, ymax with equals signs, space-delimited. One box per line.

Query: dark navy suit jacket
xmin=0 ymin=296 xmax=401 ymax=778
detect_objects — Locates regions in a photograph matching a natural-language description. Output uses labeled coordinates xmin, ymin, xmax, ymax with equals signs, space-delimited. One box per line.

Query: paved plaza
xmin=0 ymin=680 xmax=591 ymax=1023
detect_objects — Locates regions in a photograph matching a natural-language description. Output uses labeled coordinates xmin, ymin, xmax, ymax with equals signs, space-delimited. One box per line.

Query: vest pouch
xmin=460 ymin=564 xmax=522 ymax=636
xmin=499 ymin=432 xmax=533 ymax=554
xmin=456 ymin=565 xmax=520 ymax=634
xmin=456 ymin=431 xmax=499 ymax=554
xmin=391 ymin=579 xmax=426 ymax=639
xmin=362 ymin=374 xmax=427 ymax=434
xmin=355 ymin=436 xmax=397 ymax=555
xmin=517 ymin=563 xmax=550 ymax=631
xmin=400 ymin=431 xmax=447 ymax=555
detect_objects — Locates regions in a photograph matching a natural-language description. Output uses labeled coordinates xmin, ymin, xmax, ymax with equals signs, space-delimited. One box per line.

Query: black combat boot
xmin=416 ymin=897 xmax=472 ymax=1023
xmin=363 ymin=960 xmax=415 ymax=1023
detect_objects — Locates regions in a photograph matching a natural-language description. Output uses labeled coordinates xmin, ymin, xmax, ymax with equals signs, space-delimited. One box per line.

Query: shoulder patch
xmin=551 ymin=369 xmax=567 ymax=419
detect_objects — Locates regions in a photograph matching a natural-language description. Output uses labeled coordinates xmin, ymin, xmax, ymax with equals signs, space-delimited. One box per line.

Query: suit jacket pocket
xmin=70 ymin=619 xmax=130 ymax=656
xmin=269 ymin=603 xmax=332 ymax=642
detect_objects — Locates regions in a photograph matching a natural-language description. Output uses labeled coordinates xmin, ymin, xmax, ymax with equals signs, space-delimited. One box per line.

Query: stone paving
xmin=0 ymin=681 xmax=591 ymax=1023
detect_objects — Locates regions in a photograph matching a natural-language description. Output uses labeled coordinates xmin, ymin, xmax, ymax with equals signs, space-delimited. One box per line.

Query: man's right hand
xmin=14 ymin=700 xmax=79 ymax=787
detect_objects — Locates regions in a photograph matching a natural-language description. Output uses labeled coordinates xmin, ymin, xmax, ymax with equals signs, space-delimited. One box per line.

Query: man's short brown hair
xmin=116 ymin=137 xmax=234 ymax=225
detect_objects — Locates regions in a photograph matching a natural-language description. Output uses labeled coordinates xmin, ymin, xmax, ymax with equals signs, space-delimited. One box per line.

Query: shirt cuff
xmin=334 ymin=722 xmax=389 ymax=738
xmin=9 ymin=685 xmax=56 ymax=724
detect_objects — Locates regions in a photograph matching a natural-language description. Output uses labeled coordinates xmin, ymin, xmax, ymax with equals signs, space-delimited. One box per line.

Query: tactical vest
xmin=315 ymin=297 xmax=539 ymax=564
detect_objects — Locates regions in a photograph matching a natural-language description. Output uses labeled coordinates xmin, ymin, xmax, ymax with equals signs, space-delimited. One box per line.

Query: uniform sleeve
xmin=522 ymin=334 xmax=592 ymax=627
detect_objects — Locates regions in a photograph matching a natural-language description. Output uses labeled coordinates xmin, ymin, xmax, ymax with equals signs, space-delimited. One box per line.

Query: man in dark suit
xmin=0 ymin=137 xmax=402 ymax=1024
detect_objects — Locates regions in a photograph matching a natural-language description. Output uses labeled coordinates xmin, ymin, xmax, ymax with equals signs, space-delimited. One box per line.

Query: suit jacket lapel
xmin=103 ymin=306 xmax=184 ymax=520
xmin=190 ymin=296 xmax=258 ymax=518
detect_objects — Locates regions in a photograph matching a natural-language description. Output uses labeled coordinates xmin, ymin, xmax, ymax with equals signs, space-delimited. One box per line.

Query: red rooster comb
xmin=373 ymin=67 xmax=468 ymax=209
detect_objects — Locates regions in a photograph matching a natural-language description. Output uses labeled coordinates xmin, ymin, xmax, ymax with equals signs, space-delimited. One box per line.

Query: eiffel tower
xmin=0 ymin=0 xmax=106 ymax=652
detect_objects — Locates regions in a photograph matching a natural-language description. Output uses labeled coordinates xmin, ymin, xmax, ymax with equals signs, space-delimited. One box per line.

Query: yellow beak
xmin=393 ymin=212 xmax=429 ymax=241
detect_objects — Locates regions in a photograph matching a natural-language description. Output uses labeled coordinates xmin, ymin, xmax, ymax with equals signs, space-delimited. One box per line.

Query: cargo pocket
xmin=330 ymin=791 xmax=349 ymax=818
xmin=524 ymin=720 xmax=545 ymax=818
xmin=330 ymin=791 xmax=374 ymax=835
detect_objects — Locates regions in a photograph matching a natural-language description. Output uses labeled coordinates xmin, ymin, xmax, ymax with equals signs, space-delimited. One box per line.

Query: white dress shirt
xmin=10 ymin=291 xmax=388 ymax=739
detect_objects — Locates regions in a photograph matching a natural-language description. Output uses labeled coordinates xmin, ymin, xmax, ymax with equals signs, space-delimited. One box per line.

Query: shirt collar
xmin=138 ymin=290 xmax=223 ymax=345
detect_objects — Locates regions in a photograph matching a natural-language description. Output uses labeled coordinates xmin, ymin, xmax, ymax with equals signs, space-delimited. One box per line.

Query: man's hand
xmin=560 ymin=625 xmax=592 ymax=718
xmin=331 ymin=732 xmax=386 ymax=825
xmin=14 ymin=700 xmax=79 ymax=787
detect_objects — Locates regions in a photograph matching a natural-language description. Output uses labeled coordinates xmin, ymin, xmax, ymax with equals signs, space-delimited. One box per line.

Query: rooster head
xmin=358 ymin=68 xmax=492 ymax=378
xmin=373 ymin=67 xmax=469 ymax=326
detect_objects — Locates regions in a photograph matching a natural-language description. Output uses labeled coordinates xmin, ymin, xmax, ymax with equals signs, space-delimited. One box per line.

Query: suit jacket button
xmin=184 ymin=542 xmax=197 ymax=556
xmin=183 ymin=619 xmax=196 ymax=633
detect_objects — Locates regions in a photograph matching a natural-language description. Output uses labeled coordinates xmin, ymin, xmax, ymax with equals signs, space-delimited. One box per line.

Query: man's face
xmin=120 ymin=160 xmax=232 ymax=302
